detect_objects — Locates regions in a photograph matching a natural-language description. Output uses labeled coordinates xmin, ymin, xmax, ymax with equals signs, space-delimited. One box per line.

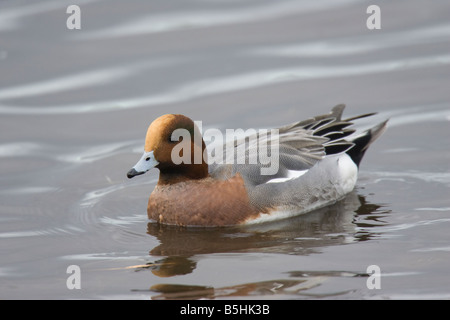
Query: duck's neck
xmin=157 ymin=163 xmax=209 ymax=185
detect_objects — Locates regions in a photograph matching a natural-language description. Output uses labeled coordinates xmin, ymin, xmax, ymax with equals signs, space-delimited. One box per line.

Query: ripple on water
xmin=74 ymin=0 xmax=362 ymax=40
xmin=0 ymin=56 xmax=449 ymax=115
xmin=0 ymin=225 xmax=86 ymax=239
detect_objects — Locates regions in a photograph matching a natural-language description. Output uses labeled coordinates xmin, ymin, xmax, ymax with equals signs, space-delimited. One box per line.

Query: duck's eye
xmin=145 ymin=157 xmax=150 ymax=161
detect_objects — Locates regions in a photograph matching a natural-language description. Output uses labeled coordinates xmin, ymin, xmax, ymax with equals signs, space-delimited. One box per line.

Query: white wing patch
xmin=244 ymin=153 xmax=359 ymax=225
xmin=266 ymin=169 xmax=307 ymax=184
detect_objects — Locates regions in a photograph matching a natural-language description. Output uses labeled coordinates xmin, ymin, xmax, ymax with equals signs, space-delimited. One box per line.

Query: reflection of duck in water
xmin=147 ymin=273 xmax=371 ymax=300
xmin=123 ymin=193 xmax=388 ymax=299
xmin=127 ymin=105 xmax=387 ymax=226
xmin=130 ymin=192 xmax=387 ymax=279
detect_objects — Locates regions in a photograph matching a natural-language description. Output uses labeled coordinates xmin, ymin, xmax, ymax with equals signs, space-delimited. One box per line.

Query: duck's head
xmin=127 ymin=114 xmax=208 ymax=184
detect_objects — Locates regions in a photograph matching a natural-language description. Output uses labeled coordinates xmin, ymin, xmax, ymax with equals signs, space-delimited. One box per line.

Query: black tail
xmin=345 ymin=119 xmax=388 ymax=167
xmin=303 ymin=104 xmax=388 ymax=167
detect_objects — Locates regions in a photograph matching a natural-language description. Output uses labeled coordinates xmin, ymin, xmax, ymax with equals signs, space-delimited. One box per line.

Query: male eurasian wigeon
xmin=127 ymin=105 xmax=387 ymax=227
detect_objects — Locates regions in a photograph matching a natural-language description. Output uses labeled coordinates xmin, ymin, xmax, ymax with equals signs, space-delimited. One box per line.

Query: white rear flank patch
xmin=266 ymin=169 xmax=307 ymax=184
xmin=245 ymin=153 xmax=358 ymax=225
xmin=337 ymin=153 xmax=358 ymax=194
xmin=244 ymin=204 xmax=325 ymax=225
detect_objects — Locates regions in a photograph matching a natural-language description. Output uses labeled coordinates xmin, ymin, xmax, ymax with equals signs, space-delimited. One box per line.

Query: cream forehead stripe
xmin=145 ymin=114 xmax=177 ymax=152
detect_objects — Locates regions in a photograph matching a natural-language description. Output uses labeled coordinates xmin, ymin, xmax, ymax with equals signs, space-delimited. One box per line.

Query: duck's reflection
xmin=138 ymin=191 xmax=389 ymax=280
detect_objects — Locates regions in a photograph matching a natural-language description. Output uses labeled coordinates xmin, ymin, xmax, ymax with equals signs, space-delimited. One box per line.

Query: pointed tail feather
xmin=346 ymin=119 xmax=388 ymax=167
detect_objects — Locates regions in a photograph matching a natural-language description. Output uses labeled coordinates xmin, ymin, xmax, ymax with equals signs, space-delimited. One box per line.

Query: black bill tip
xmin=127 ymin=168 xmax=144 ymax=179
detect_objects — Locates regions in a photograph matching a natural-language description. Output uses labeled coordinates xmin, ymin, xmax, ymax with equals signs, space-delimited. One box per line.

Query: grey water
xmin=0 ymin=0 xmax=449 ymax=299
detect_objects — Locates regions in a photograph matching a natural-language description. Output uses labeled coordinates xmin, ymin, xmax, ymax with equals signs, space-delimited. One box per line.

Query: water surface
xmin=1 ymin=0 xmax=449 ymax=299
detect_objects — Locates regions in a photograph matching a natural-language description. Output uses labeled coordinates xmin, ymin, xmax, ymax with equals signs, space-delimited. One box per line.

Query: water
xmin=1 ymin=0 xmax=449 ymax=299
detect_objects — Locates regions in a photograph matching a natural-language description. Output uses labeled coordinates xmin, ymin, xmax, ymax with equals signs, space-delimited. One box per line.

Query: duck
xmin=127 ymin=104 xmax=387 ymax=227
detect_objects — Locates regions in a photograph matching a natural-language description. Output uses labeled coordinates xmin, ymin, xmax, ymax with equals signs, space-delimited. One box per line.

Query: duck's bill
xmin=127 ymin=150 xmax=159 ymax=179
